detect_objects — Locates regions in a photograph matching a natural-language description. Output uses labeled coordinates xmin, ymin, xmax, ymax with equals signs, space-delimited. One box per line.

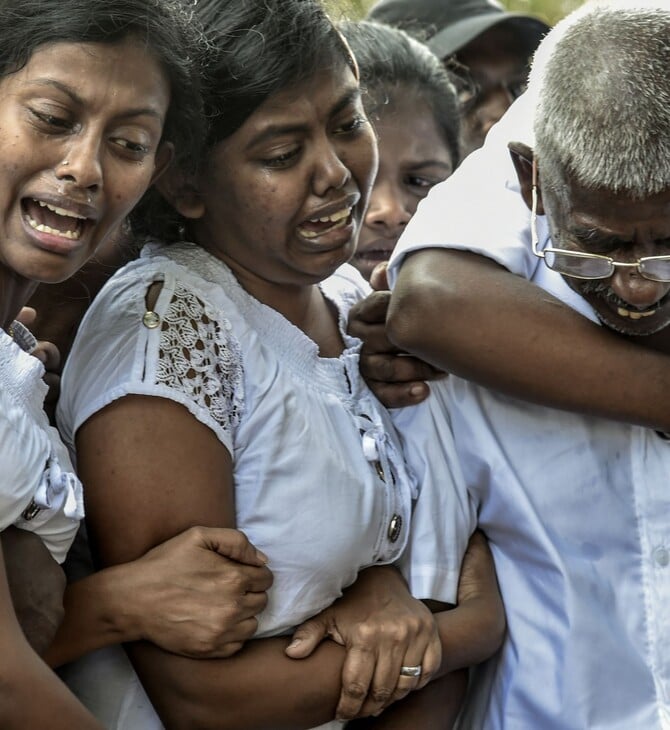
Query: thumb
xmin=15 ymin=306 xmax=37 ymax=327
xmin=369 ymin=262 xmax=390 ymax=292
xmin=284 ymin=615 xmax=329 ymax=659
xmin=196 ymin=527 xmax=269 ymax=567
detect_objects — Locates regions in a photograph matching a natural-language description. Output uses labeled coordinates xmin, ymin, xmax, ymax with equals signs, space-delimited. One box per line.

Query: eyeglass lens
xmin=545 ymin=250 xmax=670 ymax=281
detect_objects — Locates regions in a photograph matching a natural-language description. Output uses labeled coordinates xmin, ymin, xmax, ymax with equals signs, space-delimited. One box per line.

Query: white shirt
xmin=386 ymin=92 xmax=670 ymax=728
xmin=58 ymin=243 xmax=466 ymax=729
xmin=0 ymin=323 xmax=82 ymax=563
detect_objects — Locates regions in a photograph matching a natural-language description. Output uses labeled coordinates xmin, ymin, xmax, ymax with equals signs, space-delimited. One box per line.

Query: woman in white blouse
xmin=58 ymin=0 xmax=504 ymax=728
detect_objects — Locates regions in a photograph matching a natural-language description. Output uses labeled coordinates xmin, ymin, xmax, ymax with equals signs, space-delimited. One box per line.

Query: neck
xmin=0 ymin=266 xmax=38 ymax=330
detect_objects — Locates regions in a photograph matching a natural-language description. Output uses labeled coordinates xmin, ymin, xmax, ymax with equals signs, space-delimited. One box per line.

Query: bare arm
xmin=387 ymin=248 xmax=670 ymax=431
xmin=44 ymin=526 xmax=272 ymax=668
xmin=0 ymin=542 xmax=103 ymax=730
xmin=349 ymin=531 xmax=504 ymax=729
xmin=76 ymin=395 xmax=439 ymax=729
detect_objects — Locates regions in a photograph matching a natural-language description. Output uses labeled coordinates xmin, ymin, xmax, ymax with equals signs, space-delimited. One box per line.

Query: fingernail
xmin=287 ymin=638 xmax=302 ymax=649
xmin=409 ymin=384 xmax=425 ymax=397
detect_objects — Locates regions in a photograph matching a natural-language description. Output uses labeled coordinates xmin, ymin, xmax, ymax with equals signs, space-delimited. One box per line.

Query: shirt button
xmin=387 ymin=514 xmax=402 ymax=543
xmin=653 ymin=546 xmax=669 ymax=567
xmin=143 ymin=310 xmax=160 ymax=329
xmin=374 ymin=461 xmax=385 ymax=482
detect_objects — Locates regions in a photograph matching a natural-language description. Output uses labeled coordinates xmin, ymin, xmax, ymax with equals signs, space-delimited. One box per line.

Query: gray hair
xmin=529 ymin=1 xmax=670 ymax=201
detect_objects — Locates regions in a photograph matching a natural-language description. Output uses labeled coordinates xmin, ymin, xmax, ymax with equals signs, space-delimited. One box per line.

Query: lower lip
xmin=298 ymin=216 xmax=356 ymax=250
xmin=22 ymin=216 xmax=85 ymax=256
xmin=598 ymin=296 xmax=670 ymax=334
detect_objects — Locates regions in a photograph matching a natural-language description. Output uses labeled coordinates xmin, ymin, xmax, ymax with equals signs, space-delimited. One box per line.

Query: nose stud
xmin=61 ymin=160 xmax=69 ymax=166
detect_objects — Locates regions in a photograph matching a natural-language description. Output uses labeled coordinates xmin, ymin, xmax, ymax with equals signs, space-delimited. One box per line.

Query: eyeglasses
xmin=530 ymin=160 xmax=670 ymax=282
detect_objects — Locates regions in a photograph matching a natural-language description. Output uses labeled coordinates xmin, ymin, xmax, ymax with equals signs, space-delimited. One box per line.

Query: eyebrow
xmin=31 ymin=78 xmax=165 ymax=121
xmin=568 ymin=226 xmax=630 ymax=248
xmin=246 ymin=86 xmax=362 ymax=149
xmin=407 ymin=159 xmax=453 ymax=171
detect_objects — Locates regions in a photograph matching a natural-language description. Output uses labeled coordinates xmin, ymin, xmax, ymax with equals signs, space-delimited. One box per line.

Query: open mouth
xmin=22 ymin=198 xmax=88 ymax=241
xmin=298 ymin=207 xmax=352 ymax=240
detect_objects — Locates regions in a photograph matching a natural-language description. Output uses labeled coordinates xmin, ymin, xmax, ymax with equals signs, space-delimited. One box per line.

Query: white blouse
xmin=0 ymin=323 xmax=83 ymax=563
xmin=57 ymin=242 xmax=465 ymax=729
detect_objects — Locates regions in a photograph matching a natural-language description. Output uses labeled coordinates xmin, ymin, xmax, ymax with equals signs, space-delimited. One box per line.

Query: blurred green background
xmin=324 ymin=0 xmax=586 ymax=26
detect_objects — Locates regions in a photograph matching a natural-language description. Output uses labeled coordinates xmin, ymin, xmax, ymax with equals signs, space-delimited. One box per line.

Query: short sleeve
xmin=58 ymin=264 xmax=244 ymax=455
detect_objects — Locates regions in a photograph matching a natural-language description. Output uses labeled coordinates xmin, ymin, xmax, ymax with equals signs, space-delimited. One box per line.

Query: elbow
xmin=387 ymin=274 xmax=458 ymax=357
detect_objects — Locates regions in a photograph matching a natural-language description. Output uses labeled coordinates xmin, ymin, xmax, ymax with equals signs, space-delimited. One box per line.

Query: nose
xmin=610 ymin=266 xmax=670 ymax=310
xmin=312 ymin=140 xmax=351 ymax=197
xmin=365 ymin=178 xmax=412 ymax=237
xmin=56 ymin=133 xmax=103 ymax=193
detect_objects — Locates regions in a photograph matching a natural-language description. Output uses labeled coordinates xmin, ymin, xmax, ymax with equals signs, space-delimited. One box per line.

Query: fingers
xmin=33 ymin=340 xmax=61 ymax=372
xmin=284 ymin=615 xmax=329 ymax=659
xmin=347 ymin=290 xmax=391 ymax=337
xmin=190 ymin=526 xmax=270 ymax=567
xmin=336 ymin=644 xmax=377 ymax=721
xmin=369 ymin=262 xmax=390 ymax=292
xmin=15 ymin=306 xmax=36 ymax=327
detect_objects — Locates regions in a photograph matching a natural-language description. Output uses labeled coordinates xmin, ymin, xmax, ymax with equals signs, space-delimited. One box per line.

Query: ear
xmin=508 ymin=141 xmax=544 ymax=214
xmin=153 ymin=162 xmax=206 ymax=220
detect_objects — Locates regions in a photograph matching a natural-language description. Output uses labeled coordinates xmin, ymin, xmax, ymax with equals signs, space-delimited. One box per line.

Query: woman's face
xmin=0 ymin=37 xmax=172 ymax=284
xmin=352 ymin=91 xmax=454 ymax=281
xmin=188 ymin=62 xmax=377 ymax=298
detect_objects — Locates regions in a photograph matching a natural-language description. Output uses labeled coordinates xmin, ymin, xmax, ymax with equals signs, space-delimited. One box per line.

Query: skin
xmin=351 ymin=90 xmax=454 ymax=282
xmin=76 ymin=60 xmax=502 ymax=728
xmin=0 ymin=38 xmax=172 ymax=327
xmin=370 ymin=143 xmax=670 ymax=428
xmin=454 ymin=25 xmax=532 ymax=157
xmin=0 ymin=35 xmax=175 ymax=730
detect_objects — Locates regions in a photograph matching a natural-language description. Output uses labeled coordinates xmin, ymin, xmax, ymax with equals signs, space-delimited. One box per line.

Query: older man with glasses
xmin=354 ymin=1 xmax=670 ymax=727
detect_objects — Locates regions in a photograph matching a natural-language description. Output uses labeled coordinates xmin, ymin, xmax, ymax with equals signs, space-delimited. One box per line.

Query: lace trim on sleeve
xmin=154 ymin=282 xmax=244 ymax=435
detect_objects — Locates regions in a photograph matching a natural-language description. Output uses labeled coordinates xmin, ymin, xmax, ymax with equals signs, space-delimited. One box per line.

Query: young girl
xmin=341 ymin=21 xmax=460 ymax=283
xmin=57 ymin=1 xmax=503 ymax=728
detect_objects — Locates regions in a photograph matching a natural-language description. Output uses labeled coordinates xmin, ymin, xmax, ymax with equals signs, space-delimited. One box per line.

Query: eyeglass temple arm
xmin=530 ymin=157 xmax=544 ymax=257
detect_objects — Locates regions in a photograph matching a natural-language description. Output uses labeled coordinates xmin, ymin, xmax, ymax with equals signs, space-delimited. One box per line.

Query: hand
xmin=285 ymin=565 xmax=441 ymax=721
xmin=1 ymin=526 xmax=66 ymax=655
xmin=16 ymin=307 xmax=62 ymax=422
xmin=347 ymin=265 xmax=444 ymax=409
xmin=121 ymin=526 xmax=272 ymax=658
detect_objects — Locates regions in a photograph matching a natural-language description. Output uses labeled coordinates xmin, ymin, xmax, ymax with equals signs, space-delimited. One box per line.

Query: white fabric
xmin=58 ymin=246 xmax=467 ymax=729
xmin=0 ymin=326 xmax=83 ymax=563
xmin=386 ymin=90 xmax=670 ymax=728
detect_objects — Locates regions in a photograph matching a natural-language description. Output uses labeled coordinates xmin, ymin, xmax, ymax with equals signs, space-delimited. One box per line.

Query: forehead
xmin=242 ymin=62 xmax=360 ymax=131
xmin=2 ymin=38 xmax=171 ymax=112
xmin=374 ymin=93 xmax=453 ymax=166
xmin=550 ymin=176 xmax=670 ymax=240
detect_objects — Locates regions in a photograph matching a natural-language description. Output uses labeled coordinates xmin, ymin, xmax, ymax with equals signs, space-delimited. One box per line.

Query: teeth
xmin=617 ymin=306 xmax=656 ymax=319
xmin=301 ymin=229 xmax=318 ymax=239
xmin=27 ymin=216 xmax=80 ymax=240
xmin=310 ymin=208 xmax=351 ymax=224
xmin=37 ymin=200 xmax=86 ymax=219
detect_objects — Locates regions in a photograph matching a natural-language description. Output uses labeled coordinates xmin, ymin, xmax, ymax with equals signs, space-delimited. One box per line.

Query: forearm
xmin=44 ymin=565 xmax=137 ymax=667
xmin=388 ymin=249 xmax=670 ymax=431
xmin=0 ymin=547 xmax=103 ymax=729
xmin=128 ymin=635 xmax=346 ymax=730
xmin=430 ymin=596 xmax=505 ymax=677
xmin=348 ymin=671 xmax=467 ymax=730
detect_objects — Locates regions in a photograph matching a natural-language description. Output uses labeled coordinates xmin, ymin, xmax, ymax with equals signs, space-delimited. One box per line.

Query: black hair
xmin=0 ymin=0 xmax=208 ymax=238
xmin=148 ymin=0 xmax=359 ymax=242
xmin=195 ymin=0 xmax=357 ymax=145
xmin=340 ymin=20 xmax=461 ymax=168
